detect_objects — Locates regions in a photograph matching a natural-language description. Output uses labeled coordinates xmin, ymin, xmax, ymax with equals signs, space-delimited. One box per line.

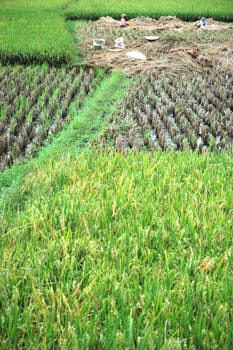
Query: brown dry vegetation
xmin=76 ymin=16 xmax=233 ymax=75
xmin=75 ymin=16 xmax=233 ymax=153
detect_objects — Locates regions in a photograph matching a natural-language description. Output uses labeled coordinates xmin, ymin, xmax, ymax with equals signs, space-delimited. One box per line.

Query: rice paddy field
xmin=0 ymin=0 xmax=233 ymax=349
xmin=103 ymin=72 xmax=233 ymax=153
xmin=64 ymin=0 xmax=233 ymax=20
xmin=0 ymin=65 xmax=105 ymax=170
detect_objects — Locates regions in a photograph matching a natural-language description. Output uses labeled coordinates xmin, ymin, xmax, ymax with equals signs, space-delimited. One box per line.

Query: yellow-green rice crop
xmin=1 ymin=150 xmax=232 ymax=349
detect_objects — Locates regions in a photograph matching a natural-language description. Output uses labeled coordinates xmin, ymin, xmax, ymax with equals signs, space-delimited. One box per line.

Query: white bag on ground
xmin=115 ymin=37 xmax=125 ymax=49
xmin=126 ymin=51 xmax=146 ymax=60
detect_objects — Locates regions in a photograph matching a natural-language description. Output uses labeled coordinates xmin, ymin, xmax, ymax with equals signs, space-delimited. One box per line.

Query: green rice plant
xmin=64 ymin=0 xmax=233 ymax=21
xmin=0 ymin=9 xmax=75 ymax=65
xmin=0 ymin=150 xmax=232 ymax=348
xmin=0 ymin=0 xmax=69 ymax=11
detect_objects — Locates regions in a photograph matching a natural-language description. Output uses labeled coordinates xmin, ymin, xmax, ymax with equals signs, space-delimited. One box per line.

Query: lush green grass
xmin=0 ymin=1 xmax=73 ymax=65
xmin=0 ymin=9 xmax=74 ymax=65
xmin=1 ymin=149 xmax=232 ymax=349
xmin=64 ymin=0 xmax=233 ymax=20
xmin=0 ymin=0 xmax=90 ymax=65
xmin=0 ymin=0 xmax=69 ymax=10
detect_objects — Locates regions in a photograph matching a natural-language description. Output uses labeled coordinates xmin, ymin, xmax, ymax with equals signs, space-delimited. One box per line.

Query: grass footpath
xmin=0 ymin=149 xmax=232 ymax=349
xmin=0 ymin=70 xmax=129 ymax=200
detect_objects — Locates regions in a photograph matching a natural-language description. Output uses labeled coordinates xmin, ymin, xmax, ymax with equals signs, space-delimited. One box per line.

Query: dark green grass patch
xmin=0 ymin=9 xmax=75 ymax=65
